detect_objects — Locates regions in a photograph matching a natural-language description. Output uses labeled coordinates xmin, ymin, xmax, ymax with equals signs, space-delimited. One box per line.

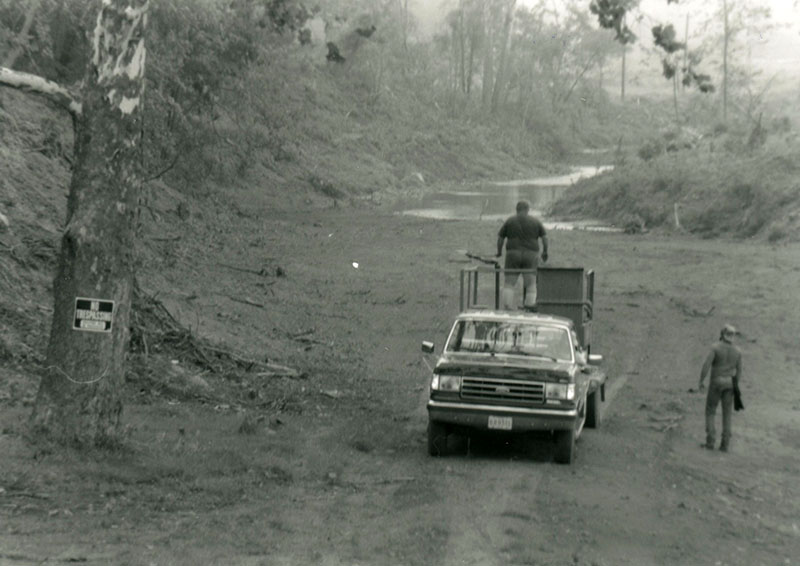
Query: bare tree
xmin=402 ymin=0 xmax=409 ymax=51
xmin=481 ymin=1 xmax=495 ymax=110
xmin=715 ymin=0 xmax=771 ymax=123
xmin=491 ymin=0 xmax=516 ymax=114
xmin=0 ymin=0 xmax=149 ymax=446
xmin=722 ymin=0 xmax=729 ymax=122
xmin=589 ymin=0 xmax=638 ymax=101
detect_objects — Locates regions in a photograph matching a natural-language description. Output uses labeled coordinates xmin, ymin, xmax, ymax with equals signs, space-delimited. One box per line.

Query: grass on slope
xmin=553 ymin=133 xmax=800 ymax=242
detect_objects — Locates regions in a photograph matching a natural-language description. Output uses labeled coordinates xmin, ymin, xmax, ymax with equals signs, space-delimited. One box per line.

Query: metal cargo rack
xmin=458 ymin=263 xmax=595 ymax=351
xmin=537 ymin=266 xmax=594 ymax=352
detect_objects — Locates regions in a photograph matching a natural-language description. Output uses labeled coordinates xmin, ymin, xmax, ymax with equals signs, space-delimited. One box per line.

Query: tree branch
xmin=0 ymin=67 xmax=82 ymax=119
xmin=144 ymin=151 xmax=181 ymax=182
xmin=2 ymin=0 xmax=40 ymax=69
xmin=561 ymin=53 xmax=599 ymax=105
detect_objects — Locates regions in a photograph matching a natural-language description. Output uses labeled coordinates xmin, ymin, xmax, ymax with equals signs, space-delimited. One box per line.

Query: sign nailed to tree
xmin=73 ymin=298 xmax=114 ymax=333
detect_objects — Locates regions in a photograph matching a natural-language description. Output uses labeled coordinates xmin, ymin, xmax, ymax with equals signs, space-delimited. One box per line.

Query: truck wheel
xmin=586 ymin=389 xmax=602 ymax=429
xmin=554 ymin=428 xmax=576 ymax=464
xmin=427 ymin=421 xmax=449 ymax=456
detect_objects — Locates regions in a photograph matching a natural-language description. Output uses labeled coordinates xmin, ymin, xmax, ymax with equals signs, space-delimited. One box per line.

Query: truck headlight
xmin=546 ymin=383 xmax=575 ymax=401
xmin=432 ymin=374 xmax=461 ymax=392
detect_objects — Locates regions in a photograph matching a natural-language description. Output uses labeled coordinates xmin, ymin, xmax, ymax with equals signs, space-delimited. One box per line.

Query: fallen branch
xmin=354 ymin=477 xmax=417 ymax=486
xmin=225 ymin=295 xmax=264 ymax=308
xmin=132 ymin=286 xmax=233 ymax=374
xmin=3 ymin=491 xmax=52 ymax=499
xmin=218 ymin=262 xmax=275 ymax=276
xmin=202 ymin=344 xmax=275 ymax=373
xmin=132 ymin=286 xmax=301 ymax=378
xmin=670 ymin=297 xmax=715 ymax=318
xmin=648 ymin=421 xmax=680 ymax=432
xmin=648 ymin=415 xmax=684 ymax=423
xmin=286 ymin=328 xmax=328 ymax=346
xmin=289 ymin=329 xmax=315 ymax=339
xmin=295 ymin=337 xmax=327 ymax=345
xmin=144 ymin=151 xmax=181 ymax=182
xmin=149 ymin=235 xmax=181 ymax=242
xmin=256 ymin=363 xmax=301 ymax=378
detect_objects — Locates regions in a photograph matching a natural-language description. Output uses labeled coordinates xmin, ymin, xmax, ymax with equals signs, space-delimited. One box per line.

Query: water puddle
xmin=488 ymin=165 xmax=613 ymax=188
xmin=396 ymin=164 xmax=620 ymax=232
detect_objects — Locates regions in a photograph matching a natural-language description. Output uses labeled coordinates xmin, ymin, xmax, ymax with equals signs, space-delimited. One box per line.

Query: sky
xmin=417 ymin=0 xmax=800 ymax=41
xmin=619 ymin=0 xmax=800 ymax=91
xmin=413 ymin=0 xmax=800 ymax=92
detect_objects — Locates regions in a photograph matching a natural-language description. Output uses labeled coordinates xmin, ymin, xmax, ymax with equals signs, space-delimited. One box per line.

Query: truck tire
xmin=427 ymin=420 xmax=449 ymax=456
xmin=585 ymin=389 xmax=602 ymax=429
xmin=554 ymin=427 xmax=576 ymax=464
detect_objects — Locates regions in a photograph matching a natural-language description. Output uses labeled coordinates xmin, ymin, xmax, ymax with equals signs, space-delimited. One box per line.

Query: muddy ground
xmin=1 ymin=188 xmax=800 ymax=566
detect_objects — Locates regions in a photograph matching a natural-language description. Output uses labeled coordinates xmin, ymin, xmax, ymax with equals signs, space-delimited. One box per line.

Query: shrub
xmin=768 ymin=226 xmax=787 ymax=243
xmin=727 ymin=183 xmax=756 ymax=207
xmin=638 ymin=139 xmax=664 ymax=161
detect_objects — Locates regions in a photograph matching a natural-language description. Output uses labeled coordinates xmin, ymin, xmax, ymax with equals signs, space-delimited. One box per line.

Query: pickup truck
xmin=422 ymin=264 xmax=606 ymax=464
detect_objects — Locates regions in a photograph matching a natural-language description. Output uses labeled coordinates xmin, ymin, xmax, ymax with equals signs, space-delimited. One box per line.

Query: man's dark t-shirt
xmin=498 ymin=214 xmax=546 ymax=252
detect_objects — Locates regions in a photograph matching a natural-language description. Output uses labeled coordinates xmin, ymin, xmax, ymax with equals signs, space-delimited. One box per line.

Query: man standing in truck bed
xmin=496 ymin=200 xmax=548 ymax=310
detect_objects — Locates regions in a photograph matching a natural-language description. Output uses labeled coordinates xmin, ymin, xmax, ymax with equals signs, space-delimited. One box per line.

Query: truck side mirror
xmin=421 ymin=341 xmax=435 ymax=354
xmin=589 ymin=353 xmax=603 ymax=365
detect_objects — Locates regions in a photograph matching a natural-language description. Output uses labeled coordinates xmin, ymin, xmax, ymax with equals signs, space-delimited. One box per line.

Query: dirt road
xmin=1 ymin=193 xmax=799 ymax=566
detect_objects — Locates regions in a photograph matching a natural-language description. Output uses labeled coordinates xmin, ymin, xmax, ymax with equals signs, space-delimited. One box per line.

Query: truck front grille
xmin=461 ymin=377 xmax=545 ymax=404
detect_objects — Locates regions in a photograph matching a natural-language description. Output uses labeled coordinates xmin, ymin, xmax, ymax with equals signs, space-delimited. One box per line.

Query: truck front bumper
xmin=427 ymin=400 xmax=577 ymax=432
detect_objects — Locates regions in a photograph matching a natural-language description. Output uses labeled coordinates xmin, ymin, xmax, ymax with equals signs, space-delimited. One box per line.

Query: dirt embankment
xmin=552 ymin=136 xmax=800 ymax=242
xmin=2 ymin=174 xmax=800 ymax=565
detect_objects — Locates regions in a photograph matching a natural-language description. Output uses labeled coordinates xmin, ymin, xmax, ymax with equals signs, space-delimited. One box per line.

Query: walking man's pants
xmin=706 ymin=381 xmax=734 ymax=449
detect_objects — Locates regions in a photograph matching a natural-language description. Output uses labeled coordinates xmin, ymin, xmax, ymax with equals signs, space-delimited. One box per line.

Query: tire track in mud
xmin=408 ymin=244 xmax=685 ymax=565
xmin=414 ymin=354 xmax=548 ymax=565
xmin=440 ymin=461 xmax=545 ymax=566
xmin=412 ymin=295 xmax=659 ymax=565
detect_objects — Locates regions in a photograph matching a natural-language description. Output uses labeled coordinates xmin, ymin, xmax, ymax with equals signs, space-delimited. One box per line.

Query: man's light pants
xmin=502 ymin=274 xmax=536 ymax=309
xmin=502 ymin=250 xmax=539 ymax=310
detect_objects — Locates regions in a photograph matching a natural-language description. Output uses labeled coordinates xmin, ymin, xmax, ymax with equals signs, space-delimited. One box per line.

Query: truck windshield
xmin=445 ymin=320 xmax=573 ymax=361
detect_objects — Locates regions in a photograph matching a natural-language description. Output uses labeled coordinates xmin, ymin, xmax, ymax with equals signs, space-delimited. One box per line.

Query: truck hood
xmin=435 ymin=354 xmax=574 ymax=381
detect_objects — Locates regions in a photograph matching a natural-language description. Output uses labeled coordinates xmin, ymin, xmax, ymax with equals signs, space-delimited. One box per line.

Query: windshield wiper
xmin=520 ymin=352 xmax=560 ymax=362
xmin=504 ymin=350 xmax=560 ymax=362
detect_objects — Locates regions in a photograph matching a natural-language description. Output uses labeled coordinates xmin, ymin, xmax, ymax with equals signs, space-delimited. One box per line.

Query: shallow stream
xmin=396 ymin=163 xmax=618 ymax=232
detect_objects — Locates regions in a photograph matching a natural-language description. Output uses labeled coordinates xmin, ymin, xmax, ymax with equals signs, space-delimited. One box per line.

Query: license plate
xmin=488 ymin=416 xmax=512 ymax=430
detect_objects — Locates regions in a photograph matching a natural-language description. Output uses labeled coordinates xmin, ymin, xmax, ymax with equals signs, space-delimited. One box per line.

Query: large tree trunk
xmin=30 ymin=0 xmax=149 ymax=446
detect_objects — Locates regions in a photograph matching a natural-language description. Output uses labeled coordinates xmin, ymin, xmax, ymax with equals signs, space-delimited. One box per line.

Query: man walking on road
xmin=496 ymin=200 xmax=548 ymax=310
xmin=698 ymin=324 xmax=742 ymax=452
